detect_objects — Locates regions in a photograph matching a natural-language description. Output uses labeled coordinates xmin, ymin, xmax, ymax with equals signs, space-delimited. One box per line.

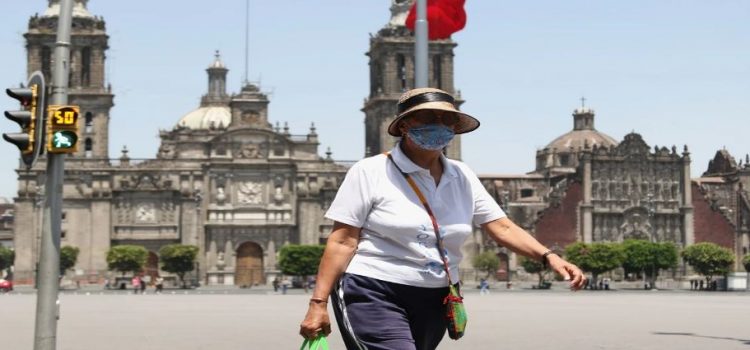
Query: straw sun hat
xmin=387 ymin=87 xmax=480 ymax=137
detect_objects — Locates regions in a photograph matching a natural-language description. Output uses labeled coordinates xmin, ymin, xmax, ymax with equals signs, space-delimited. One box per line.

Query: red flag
xmin=405 ymin=0 xmax=467 ymax=40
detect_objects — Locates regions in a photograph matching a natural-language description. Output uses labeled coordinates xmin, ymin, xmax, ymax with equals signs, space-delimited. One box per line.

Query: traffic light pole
xmin=414 ymin=0 xmax=428 ymax=88
xmin=34 ymin=0 xmax=73 ymax=349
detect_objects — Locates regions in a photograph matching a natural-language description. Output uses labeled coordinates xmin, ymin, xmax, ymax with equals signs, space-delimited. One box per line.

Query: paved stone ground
xmin=1 ymin=289 xmax=748 ymax=350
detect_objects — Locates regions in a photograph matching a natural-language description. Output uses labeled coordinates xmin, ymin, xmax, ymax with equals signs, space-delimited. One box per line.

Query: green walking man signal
xmin=3 ymin=71 xmax=46 ymax=167
xmin=47 ymin=105 xmax=80 ymax=154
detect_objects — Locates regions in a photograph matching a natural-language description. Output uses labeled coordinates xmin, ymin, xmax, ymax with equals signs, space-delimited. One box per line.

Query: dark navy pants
xmin=331 ymin=273 xmax=449 ymax=350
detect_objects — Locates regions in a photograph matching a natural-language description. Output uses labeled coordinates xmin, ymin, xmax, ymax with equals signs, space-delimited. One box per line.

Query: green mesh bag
xmin=444 ymin=285 xmax=467 ymax=340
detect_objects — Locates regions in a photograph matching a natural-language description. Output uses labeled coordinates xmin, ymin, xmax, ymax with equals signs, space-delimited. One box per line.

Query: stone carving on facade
xmin=73 ymin=173 xmax=93 ymax=198
xmin=619 ymin=208 xmax=652 ymax=241
xmin=388 ymin=0 xmax=412 ymax=27
xmin=237 ymin=181 xmax=264 ymax=205
xmin=160 ymin=201 xmax=175 ymax=223
xmin=216 ymin=187 xmax=227 ymax=205
xmin=158 ymin=143 xmax=176 ymax=159
xmin=238 ymin=143 xmax=263 ymax=159
xmin=296 ymin=178 xmax=309 ymax=196
xmin=241 ymin=111 xmax=261 ymax=126
xmin=115 ymin=198 xmax=132 ymax=223
xmin=121 ymin=173 xmax=168 ymax=190
xmin=216 ymin=251 xmax=226 ymax=271
xmin=135 ymin=203 xmax=156 ymax=223
xmin=272 ymin=186 xmax=285 ymax=205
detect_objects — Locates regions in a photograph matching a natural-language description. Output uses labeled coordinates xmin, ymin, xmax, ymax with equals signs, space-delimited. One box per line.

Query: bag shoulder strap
xmin=386 ymin=152 xmax=455 ymax=285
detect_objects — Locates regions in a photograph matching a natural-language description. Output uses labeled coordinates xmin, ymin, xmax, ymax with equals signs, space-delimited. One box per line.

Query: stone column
xmin=89 ymin=199 xmax=112 ymax=282
xmin=266 ymin=239 xmax=276 ymax=270
xmin=681 ymin=148 xmax=694 ymax=246
xmin=224 ymin=239 xmax=235 ymax=285
xmin=224 ymin=240 xmax=235 ymax=269
xmin=581 ymin=152 xmax=594 ymax=243
xmin=207 ymin=239 xmax=217 ymax=270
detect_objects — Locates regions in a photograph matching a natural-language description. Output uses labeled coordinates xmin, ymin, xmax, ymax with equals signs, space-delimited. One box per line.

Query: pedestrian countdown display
xmin=47 ymin=105 xmax=79 ymax=153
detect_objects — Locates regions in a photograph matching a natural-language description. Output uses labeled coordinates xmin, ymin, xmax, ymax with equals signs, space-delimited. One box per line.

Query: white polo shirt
xmin=325 ymin=144 xmax=505 ymax=288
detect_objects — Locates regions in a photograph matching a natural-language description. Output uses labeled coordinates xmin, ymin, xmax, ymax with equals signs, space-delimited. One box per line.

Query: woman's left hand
xmin=547 ymin=254 xmax=586 ymax=291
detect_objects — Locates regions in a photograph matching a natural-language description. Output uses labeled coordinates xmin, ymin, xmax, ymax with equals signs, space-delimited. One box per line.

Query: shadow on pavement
xmin=653 ymin=332 xmax=750 ymax=346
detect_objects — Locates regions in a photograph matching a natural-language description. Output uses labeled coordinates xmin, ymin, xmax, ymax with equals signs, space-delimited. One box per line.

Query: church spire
xmin=202 ymin=51 xmax=230 ymax=107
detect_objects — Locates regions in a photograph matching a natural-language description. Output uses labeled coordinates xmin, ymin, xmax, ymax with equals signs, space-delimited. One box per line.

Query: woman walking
xmin=299 ymin=88 xmax=586 ymax=350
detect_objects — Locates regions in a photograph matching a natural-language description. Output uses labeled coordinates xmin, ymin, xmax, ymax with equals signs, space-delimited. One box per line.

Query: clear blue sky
xmin=1 ymin=1 xmax=748 ymax=199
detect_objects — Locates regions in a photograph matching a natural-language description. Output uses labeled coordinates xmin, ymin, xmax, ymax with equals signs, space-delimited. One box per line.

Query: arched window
xmin=85 ymin=112 xmax=93 ymax=133
xmin=41 ymin=47 xmax=52 ymax=80
xmin=81 ymin=47 xmax=91 ymax=86
xmin=520 ymin=188 xmax=534 ymax=198
xmin=85 ymin=138 xmax=93 ymax=158
xmin=397 ymin=54 xmax=407 ymax=91
xmin=432 ymin=55 xmax=442 ymax=89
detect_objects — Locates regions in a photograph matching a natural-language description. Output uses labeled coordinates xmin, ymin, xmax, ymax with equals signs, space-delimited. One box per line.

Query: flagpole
xmin=414 ymin=0 xmax=428 ymax=88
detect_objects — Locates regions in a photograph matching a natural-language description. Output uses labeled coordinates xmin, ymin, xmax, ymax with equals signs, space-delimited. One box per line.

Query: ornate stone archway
xmin=235 ymin=241 xmax=264 ymax=287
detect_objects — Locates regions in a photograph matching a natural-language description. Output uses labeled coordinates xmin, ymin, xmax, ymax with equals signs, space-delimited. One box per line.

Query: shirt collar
xmin=390 ymin=142 xmax=459 ymax=178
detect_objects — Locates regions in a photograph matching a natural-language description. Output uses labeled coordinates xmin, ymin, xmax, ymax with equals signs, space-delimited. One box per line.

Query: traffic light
xmin=47 ymin=105 xmax=79 ymax=154
xmin=3 ymin=71 xmax=46 ymax=167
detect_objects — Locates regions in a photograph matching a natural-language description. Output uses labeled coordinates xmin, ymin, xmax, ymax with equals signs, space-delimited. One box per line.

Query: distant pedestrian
xmin=272 ymin=277 xmax=280 ymax=293
xmin=699 ymin=280 xmax=704 ymax=290
xmin=131 ymin=275 xmax=141 ymax=294
xmin=479 ymin=278 xmax=489 ymax=295
xmin=140 ymin=276 xmax=147 ymax=294
xmin=155 ymin=276 xmax=164 ymax=294
xmin=308 ymin=276 xmax=316 ymax=290
xmin=282 ymin=278 xmax=290 ymax=295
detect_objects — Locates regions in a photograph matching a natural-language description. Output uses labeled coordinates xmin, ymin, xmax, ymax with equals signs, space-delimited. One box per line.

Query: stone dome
xmin=176 ymin=106 xmax=231 ymax=130
xmin=545 ymin=129 xmax=618 ymax=151
xmin=544 ymin=107 xmax=617 ymax=152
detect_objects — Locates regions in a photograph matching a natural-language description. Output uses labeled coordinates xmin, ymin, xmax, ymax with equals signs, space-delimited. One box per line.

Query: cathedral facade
xmin=12 ymin=1 xmax=348 ymax=287
xmin=481 ymin=107 xmax=750 ymax=274
xmin=9 ymin=1 xmax=750 ymax=287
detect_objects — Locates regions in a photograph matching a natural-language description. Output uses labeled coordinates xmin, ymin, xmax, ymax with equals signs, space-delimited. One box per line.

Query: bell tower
xmin=362 ymin=0 xmax=463 ymax=159
xmin=26 ymin=0 xmax=114 ymax=159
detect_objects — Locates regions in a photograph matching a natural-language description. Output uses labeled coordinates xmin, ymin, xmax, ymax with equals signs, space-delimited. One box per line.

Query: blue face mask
xmin=407 ymin=124 xmax=455 ymax=150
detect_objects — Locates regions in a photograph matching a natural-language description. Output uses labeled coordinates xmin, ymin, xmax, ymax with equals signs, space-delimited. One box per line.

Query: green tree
xmin=519 ymin=256 xmax=548 ymax=288
xmin=0 ymin=246 xmax=14 ymax=273
xmin=743 ymin=255 xmax=750 ymax=273
xmin=565 ymin=242 xmax=624 ymax=288
xmin=682 ymin=242 xmax=735 ymax=285
xmin=60 ymin=246 xmax=80 ymax=275
xmin=652 ymin=241 xmax=679 ymax=273
xmin=471 ymin=251 xmax=500 ymax=279
xmin=621 ymin=240 xmax=678 ymax=288
xmin=159 ymin=244 xmax=199 ymax=289
xmin=106 ymin=245 xmax=148 ymax=276
xmin=278 ymin=245 xmax=325 ymax=289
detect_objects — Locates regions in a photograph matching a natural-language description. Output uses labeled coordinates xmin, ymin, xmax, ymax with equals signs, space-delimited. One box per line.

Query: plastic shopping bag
xmin=300 ymin=335 xmax=329 ymax=350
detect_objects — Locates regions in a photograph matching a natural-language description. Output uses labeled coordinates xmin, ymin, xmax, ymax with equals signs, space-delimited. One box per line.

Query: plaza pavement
xmin=0 ymin=287 xmax=748 ymax=350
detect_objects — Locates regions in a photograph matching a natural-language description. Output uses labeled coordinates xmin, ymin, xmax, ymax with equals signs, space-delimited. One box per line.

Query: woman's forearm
xmin=310 ymin=222 xmax=360 ymax=300
xmin=482 ymin=217 xmax=549 ymax=261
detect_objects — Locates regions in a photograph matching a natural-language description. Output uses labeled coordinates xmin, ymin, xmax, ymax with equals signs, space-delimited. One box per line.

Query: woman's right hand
xmin=299 ymin=302 xmax=332 ymax=339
